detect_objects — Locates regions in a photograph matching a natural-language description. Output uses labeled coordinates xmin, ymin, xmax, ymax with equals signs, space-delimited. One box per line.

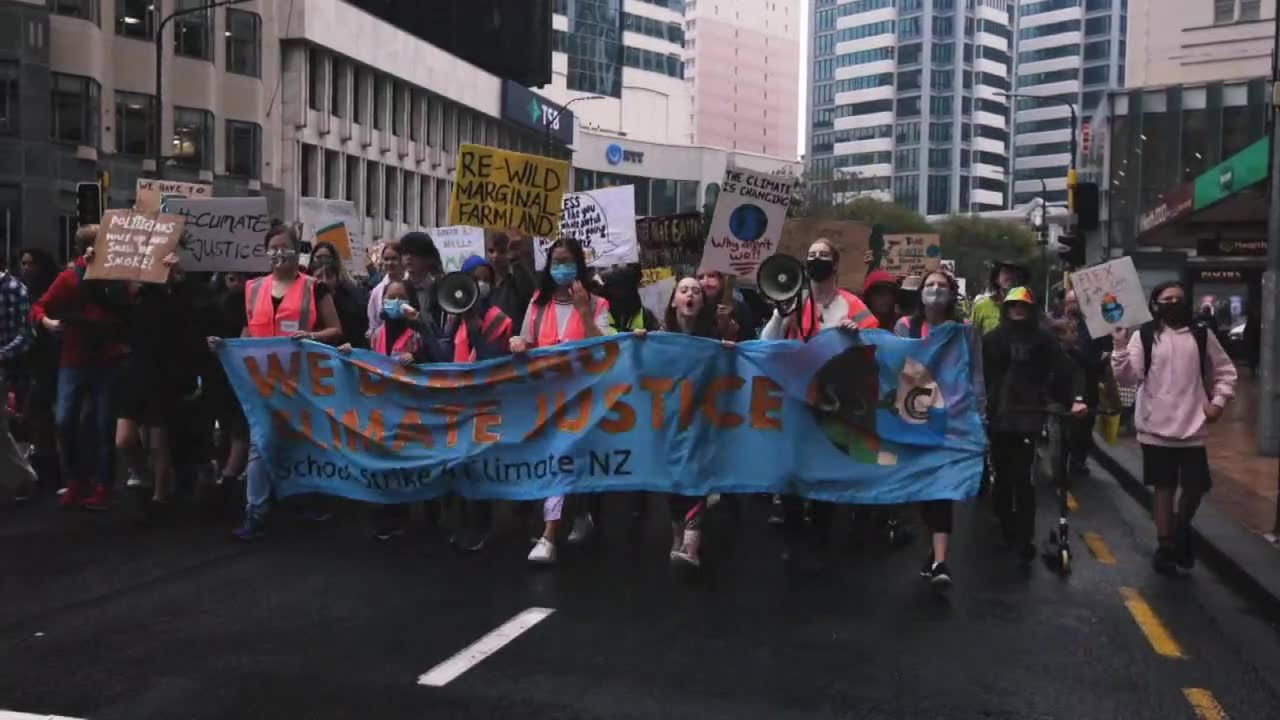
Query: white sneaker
xmin=669 ymin=522 xmax=684 ymax=558
xmin=672 ymin=529 xmax=702 ymax=568
xmin=126 ymin=469 xmax=151 ymax=489
xmin=528 ymin=537 xmax=557 ymax=564
xmin=566 ymin=513 xmax=595 ymax=545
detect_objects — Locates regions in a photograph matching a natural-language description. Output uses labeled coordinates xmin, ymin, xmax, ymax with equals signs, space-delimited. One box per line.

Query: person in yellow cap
xmin=970 ymin=260 xmax=1029 ymax=335
xmin=982 ymin=286 xmax=1087 ymax=564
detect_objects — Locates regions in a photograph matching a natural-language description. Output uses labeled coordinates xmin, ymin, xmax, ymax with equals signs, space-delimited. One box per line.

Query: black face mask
xmin=1156 ymin=300 xmax=1192 ymax=327
xmin=806 ymin=258 xmax=836 ymax=282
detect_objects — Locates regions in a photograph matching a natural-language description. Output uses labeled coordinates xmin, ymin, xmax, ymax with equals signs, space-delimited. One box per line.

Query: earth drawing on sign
xmin=1100 ymin=292 xmax=1124 ymax=324
xmin=728 ymin=204 xmax=769 ymax=242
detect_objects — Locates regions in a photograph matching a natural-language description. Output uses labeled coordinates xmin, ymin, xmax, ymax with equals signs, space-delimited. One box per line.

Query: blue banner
xmin=218 ymin=325 xmax=985 ymax=504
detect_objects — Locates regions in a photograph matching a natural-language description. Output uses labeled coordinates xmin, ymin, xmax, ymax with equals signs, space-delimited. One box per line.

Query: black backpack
xmin=1138 ymin=321 xmax=1209 ymax=391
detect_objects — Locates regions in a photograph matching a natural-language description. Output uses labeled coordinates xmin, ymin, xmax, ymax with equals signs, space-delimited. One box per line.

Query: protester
xmin=762 ymin=239 xmax=878 ymax=571
xmin=0 ymin=255 xmax=36 ymax=503
xmin=366 ymin=241 xmax=403 ymax=339
xmin=970 ymin=260 xmax=1028 ymax=335
xmin=1057 ymin=289 xmax=1110 ymax=475
xmin=212 ymin=224 xmax=344 ymax=541
xmin=206 ymin=272 xmax=250 ymax=496
xmin=895 ymin=270 xmax=983 ymax=587
xmin=863 ymin=269 xmax=901 ymax=331
xmin=399 ymin=232 xmax=450 ymax=354
xmin=1111 ymin=281 xmax=1237 ymax=575
xmin=315 ymin=264 xmax=369 ymax=349
xmin=695 ymin=269 xmax=756 ymax=341
xmin=510 ymin=238 xmax=611 ymax=564
xmin=660 ymin=276 xmax=735 ymax=568
xmin=983 ymin=286 xmax=1084 ymax=563
xmin=602 ymin=265 xmax=660 ymax=333
xmin=16 ymin=248 xmax=61 ymax=493
xmin=486 ymin=232 xmax=536 ymax=330
xmin=32 ymin=225 xmax=131 ymax=510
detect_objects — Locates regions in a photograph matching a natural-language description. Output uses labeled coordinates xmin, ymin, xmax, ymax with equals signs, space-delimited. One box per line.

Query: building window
xmin=172 ymin=107 xmax=214 ymax=170
xmin=49 ymin=0 xmax=97 ymax=24
xmin=115 ymin=91 xmax=155 ymax=156
xmin=393 ymin=83 xmax=405 ymax=137
xmin=384 ymin=166 xmax=396 ymax=221
xmin=353 ymin=69 xmax=366 ymax=124
xmin=0 ymin=62 xmax=17 ymax=136
xmin=374 ymin=76 xmax=387 ymax=131
xmin=226 ymin=9 xmax=261 ymax=77
xmin=1217 ymin=0 xmax=1260 ymax=23
xmin=51 ymin=73 xmax=100 ymax=147
xmin=115 ymin=0 xmax=155 ymax=39
xmin=331 ymin=59 xmax=346 ymax=119
xmin=561 ymin=0 xmax=624 ymax=97
xmin=309 ymin=49 xmax=324 ymax=112
xmin=365 ymin=161 xmax=377 ymax=218
xmin=226 ymin=120 xmax=261 ymax=178
xmin=173 ymin=0 xmax=213 ymax=61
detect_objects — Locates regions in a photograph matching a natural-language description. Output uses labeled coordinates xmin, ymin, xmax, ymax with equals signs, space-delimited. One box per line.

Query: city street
xmin=3 ymin=461 xmax=1279 ymax=720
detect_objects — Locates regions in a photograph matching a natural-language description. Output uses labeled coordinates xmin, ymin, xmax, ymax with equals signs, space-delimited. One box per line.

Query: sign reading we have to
xmin=881 ymin=234 xmax=942 ymax=278
xmin=449 ymin=144 xmax=570 ymax=237
xmin=218 ymin=326 xmax=986 ymax=504
xmin=86 ymin=209 xmax=185 ymax=283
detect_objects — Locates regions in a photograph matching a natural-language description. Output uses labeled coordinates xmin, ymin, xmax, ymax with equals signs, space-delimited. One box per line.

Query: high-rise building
xmin=807 ymin=0 xmax=1014 ymax=216
xmin=1009 ymin=0 xmax=1127 ymax=207
xmin=1125 ymin=0 xmax=1273 ymax=88
xmin=683 ymin=0 xmax=802 ymax=158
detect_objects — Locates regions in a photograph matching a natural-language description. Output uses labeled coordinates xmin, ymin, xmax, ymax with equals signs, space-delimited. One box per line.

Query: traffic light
xmin=75 ymin=181 xmax=102 ymax=226
xmin=1057 ymin=233 xmax=1085 ymax=268
xmin=1075 ymin=181 xmax=1100 ymax=231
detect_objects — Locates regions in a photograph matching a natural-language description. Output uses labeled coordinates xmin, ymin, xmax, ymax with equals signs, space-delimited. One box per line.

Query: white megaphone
xmin=435 ymin=272 xmax=478 ymax=315
xmin=756 ymin=254 xmax=806 ymax=305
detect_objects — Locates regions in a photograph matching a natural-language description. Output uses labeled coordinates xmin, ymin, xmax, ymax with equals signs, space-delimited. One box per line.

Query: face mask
xmin=921 ymin=286 xmax=950 ymax=307
xmin=268 ymin=249 xmax=298 ymax=268
xmin=550 ymin=263 xmax=578 ymax=287
xmin=312 ymin=255 xmax=334 ymax=268
xmin=806 ymin=258 xmax=835 ymax=282
xmin=382 ymin=300 xmax=405 ymax=320
xmin=476 ymin=281 xmax=491 ymax=300
xmin=1156 ymin=300 xmax=1191 ymax=326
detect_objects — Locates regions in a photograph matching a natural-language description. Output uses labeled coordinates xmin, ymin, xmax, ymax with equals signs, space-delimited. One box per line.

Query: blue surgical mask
xmin=550 ymin=263 xmax=578 ymax=287
xmin=382 ymin=299 xmax=405 ymax=320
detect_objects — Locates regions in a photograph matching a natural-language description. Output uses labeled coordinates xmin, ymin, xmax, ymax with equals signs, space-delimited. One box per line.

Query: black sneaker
xmin=1153 ymin=545 xmax=1178 ymax=576
xmin=1174 ymin=526 xmax=1194 ymax=572
xmin=457 ymin=529 xmax=488 ymax=553
xmin=927 ymin=561 xmax=953 ymax=589
xmin=919 ymin=554 xmax=935 ymax=578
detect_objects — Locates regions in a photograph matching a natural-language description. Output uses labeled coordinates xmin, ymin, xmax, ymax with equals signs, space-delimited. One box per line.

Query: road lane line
xmin=417 ymin=607 xmax=555 ymax=687
xmin=1119 ymin=587 xmax=1186 ymax=659
xmin=1083 ymin=532 xmax=1117 ymax=565
xmin=1067 ymin=492 xmax=1080 ymax=512
xmin=0 ymin=711 xmax=87 ymax=720
xmin=1182 ymin=688 xmax=1229 ymax=720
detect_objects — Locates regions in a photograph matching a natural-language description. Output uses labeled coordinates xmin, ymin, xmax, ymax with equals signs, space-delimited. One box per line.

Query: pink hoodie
xmin=1112 ymin=325 xmax=1237 ymax=447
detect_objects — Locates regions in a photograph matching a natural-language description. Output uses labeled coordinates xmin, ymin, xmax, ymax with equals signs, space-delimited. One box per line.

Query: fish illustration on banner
xmin=699 ymin=168 xmax=795 ymax=282
xmin=218 ymin=326 xmax=985 ymax=505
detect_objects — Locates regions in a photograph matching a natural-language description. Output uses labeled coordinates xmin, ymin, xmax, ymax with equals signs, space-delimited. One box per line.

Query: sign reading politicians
xmin=449 ymin=144 xmax=570 ymax=238
xmin=218 ymin=326 xmax=985 ymax=505
xmin=86 ymin=209 xmax=186 ymax=284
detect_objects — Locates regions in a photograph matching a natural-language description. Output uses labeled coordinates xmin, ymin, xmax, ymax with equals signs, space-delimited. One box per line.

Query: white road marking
xmin=0 ymin=711 xmax=87 ymax=720
xmin=417 ymin=607 xmax=555 ymax=687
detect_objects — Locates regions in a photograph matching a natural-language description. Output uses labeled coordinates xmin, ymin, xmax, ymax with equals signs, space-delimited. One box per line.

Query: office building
xmin=807 ymin=0 xmax=1015 ymax=216
xmin=684 ymin=0 xmax=802 ymax=158
xmin=1009 ymin=0 xmax=1127 ymax=207
xmin=1126 ymin=0 xmax=1274 ymax=88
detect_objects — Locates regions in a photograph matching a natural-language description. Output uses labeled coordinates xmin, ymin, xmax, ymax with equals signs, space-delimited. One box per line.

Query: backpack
xmin=1138 ymin=321 xmax=1209 ymax=391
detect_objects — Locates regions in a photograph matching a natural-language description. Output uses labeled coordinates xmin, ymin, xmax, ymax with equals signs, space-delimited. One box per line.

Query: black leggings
xmin=991 ymin=432 xmax=1038 ymax=544
xmin=919 ymin=500 xmax=953 ymax=534
xmin=783 ymin=496 xmax=833 ymax=549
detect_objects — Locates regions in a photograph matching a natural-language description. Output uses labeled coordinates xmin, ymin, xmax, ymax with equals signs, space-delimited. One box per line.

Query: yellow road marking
xmin=1183 ymin=688 xmax=1229 ymax=720
xmin=1119 ymin=587 xmax=1187 ymax=659
xmin=1067 ymin=492 xmax=1080 ymax=512
xmin=1083 ymin=532 xmax=1116 ymax=565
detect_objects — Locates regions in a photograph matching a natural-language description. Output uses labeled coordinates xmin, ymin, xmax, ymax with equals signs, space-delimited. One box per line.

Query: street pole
xmin=153 ymin=0 xmax=251 ymax=179
xmin=543 ymin=94 xmax=604 ymax=159
xmin=1262 ymin=6 xmax=1280 ymax=534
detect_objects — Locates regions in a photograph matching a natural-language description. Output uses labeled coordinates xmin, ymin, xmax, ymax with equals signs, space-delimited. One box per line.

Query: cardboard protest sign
xmin=166 ymin=197 xmax=271 ymax=273
xmin=637 ymin=213 xmax=704 ymax=277
xmin=430 ymin=226 xmax=488 ymax=274
xmin=699 ymin=168 xmax=795 ymax=282
xmin=135 ymin=179 xmax=212 ymax=213
xmin=1068 ymin=256 xmax=1152 ymax=338
xmin=778 ymin=218 xmax=872 ymax=293
xmin=449 ymin=144 xmax=570 ymax=237
xmin=85 ymin=209 xmax=185 ymax=283
xmin=559 ymin=186 xmax=638 ymax=268
xmin=299 ymin=198 xmax=365 ymax=265
xmin=881 ymin=234 xmax=942 ymax=278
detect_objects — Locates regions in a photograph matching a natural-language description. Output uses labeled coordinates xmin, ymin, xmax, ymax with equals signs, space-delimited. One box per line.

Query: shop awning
xmin=1136 ymin=136 xmax=1270 ymax=245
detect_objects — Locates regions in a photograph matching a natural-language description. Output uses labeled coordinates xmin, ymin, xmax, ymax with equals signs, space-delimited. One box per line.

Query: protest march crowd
xmin=0 ymin=212 xmax=1239 ymax=588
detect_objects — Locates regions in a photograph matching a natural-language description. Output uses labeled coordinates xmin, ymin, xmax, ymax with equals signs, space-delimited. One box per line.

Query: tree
xmin=830 ymin=196 xmax=934 ymax=234
xmin=934 ymin=215 xmax=1051 ymax=299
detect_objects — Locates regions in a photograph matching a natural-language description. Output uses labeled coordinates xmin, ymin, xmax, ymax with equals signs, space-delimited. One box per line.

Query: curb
xmin=1092 ymin=434 xmax=1280 ymax=620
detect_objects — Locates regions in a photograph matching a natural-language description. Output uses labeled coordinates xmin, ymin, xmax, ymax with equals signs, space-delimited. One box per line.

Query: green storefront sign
xmin=1194 ymin=136 xmax=1270 ymax=210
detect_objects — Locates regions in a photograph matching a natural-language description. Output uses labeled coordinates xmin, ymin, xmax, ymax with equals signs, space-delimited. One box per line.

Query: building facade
xmin=807 ymin=0 xmax=1015 ymax=216
xmin=683 ymin=0 xmax=801 ymax=157
xmin=1126 ymin=0 xmax=1274 ymax=88
xmin=1009 ymin=0 xmax=1128 ymax=206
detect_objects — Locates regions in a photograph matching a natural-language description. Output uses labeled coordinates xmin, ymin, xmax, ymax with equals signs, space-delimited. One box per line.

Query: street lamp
xmin=997 ymin=90 xmax=1079 ymax=212
xmin=153 ymin=0 xmax=253 ymax=180
xmin=544 ymin=94 xmax=605 ymax=157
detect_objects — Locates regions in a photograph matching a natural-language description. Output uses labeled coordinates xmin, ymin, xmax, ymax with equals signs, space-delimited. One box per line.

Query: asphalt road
xmin=2 ymin=460 xmax=1279 ymax=720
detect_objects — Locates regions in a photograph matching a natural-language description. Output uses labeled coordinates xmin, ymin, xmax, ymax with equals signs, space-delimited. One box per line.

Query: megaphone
xmin=436 ymin=272 xmax=478 ymax=315
xmin=756 ymin=254 xmax=806 ymax=305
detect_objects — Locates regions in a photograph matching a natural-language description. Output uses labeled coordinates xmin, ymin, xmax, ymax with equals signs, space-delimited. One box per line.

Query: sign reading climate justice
xmin=700 ymin=168 xmax=795 ymax=282
xmin=167 ymin=197 xmax=272 ymax=273
xmin=449 ymin=144 xmax=570 ymax=237
xmin=219 ymin=327 xmax=986 ymax=504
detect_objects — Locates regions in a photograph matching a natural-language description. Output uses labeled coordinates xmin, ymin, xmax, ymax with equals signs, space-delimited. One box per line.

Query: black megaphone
xmin=756 ymin=254 xmax=806 ymax=305
xmin=436 ymin=272 xmax=478 ymax=315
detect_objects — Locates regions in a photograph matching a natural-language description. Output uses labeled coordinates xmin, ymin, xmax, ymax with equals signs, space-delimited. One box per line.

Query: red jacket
xmin=30 ymin=258 xmax=129 ymax=368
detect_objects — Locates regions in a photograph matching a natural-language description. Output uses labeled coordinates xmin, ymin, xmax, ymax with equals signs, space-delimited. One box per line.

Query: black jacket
xmin=984 ymin=320 xmax=1078 ymax=435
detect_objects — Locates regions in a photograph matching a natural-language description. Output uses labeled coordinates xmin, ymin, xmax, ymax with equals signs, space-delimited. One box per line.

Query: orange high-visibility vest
xmin=787 ymin=289 xmax=878 ymax=339
xmin=244 ymin=275 xmax=318 ymax=338
xmin=453 ymin=306 xmax=513 ymax=362
xmin=371 ymin=323 xmax=418 ymax=356
xmin=529 ymin=293 xmax=609 ymax=347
